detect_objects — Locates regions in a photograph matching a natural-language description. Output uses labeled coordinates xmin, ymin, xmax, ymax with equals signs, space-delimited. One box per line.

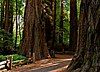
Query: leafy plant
xmin=0 ymin=55 xmax=6 ymax=62
xmin=0 ymin=54 xmax=26 ymax=62
xmin=0 ymin=29 xmax=14 ymax=55
xmin=12 ymin=54 xmax=26 ymax=61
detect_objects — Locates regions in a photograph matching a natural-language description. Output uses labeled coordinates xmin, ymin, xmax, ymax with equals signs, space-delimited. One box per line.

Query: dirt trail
xmin=9 ymin=54 xmax=73 ymax=72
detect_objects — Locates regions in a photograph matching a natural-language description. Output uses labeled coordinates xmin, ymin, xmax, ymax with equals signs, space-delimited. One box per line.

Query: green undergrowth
xmin=0 ymin=54 xmax=26 ymax=62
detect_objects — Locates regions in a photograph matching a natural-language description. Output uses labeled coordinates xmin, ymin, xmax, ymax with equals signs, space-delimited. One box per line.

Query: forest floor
xmin=8 ymin=54 xmax=73 ymax=72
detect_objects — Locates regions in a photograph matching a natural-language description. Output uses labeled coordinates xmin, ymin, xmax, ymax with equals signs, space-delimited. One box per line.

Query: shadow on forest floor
xmin=9 ymin=54 xmax=73 ymax=72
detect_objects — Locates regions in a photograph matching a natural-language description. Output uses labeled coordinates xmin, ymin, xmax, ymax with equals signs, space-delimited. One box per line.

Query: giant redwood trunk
xmin=66 ymin=0 xmax=100 ymax=72
xmin=34 ymin=0 xmax=49 ymax=60
xmin=69 ymin=0 xmax=77 ymax=51
xmin=21 ymin=0 xmax=49 ymax=60
xmin=44 ymin=0 xmax=56 ymax=50
xmin=21 ymin=0 xmax=33 ymax=57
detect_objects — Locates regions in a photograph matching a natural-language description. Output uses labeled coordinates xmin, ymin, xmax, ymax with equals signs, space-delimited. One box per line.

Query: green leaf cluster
xmin=12 ymin=54 xmax=26 ymax=61
xmin=0 ymin=29 xmax=14 ymax=55
xmin=0 ymin=55 xmax=6 ymax=62
xmin=0 ymin=54 xmax=26 ymax=62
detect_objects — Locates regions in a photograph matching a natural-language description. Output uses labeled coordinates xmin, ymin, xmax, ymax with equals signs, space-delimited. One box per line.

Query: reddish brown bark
xmin=69 ymin=0 xmax=77 ymax=51
xmin=59 ymin=0 xmax=64 ymax=44
xmin=21 ymin=0 xmax=49 ymax=60
xmin=3 ymin=0 xmax=13 ymax=33
xmin=67 ymin=0 xmax=100 ymax=72
xmin=4 ymin=0 xmax=10 ymax=32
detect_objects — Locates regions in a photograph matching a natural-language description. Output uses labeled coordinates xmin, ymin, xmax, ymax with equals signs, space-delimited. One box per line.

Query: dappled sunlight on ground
xmin=9 ymin=54 xmax=73 ymax=72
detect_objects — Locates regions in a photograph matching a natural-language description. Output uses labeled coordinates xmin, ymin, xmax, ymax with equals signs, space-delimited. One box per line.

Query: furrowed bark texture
xmin=69 ymin=0 xmax=77 ymax=51
xmin=21 ymin=0 xmax=49 ymax=60
xmin=66 ymin=0 xmax=100 ymax=72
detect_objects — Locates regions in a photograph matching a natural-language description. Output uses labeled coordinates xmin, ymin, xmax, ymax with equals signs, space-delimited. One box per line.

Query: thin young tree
xmin=15 ymin=0 xmax=18 ymax=48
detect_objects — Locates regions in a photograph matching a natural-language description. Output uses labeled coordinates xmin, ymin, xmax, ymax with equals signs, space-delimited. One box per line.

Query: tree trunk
xmin=0 ymin=1 xmax=5 ymax=29
xmin=21 ymin=0 xmax=31 ymax=57
xmin=4 ymin=0 xmax=9 ymax=32
xmin=69 ymin=0 xmax=77 ymax=51
xmin=50 ymin=0 xmax=56 ymax=48
xmin=59 ymin=0 xmax=64 ymax=44
xmin=21 ymin=0 xmax=49 ymax=60
xmin=4 ymin=0 xmax=13 ymax=34
xmin=44 ymin=0 xmax=56 ymax=54
xmin=52 ymin=0 xmax=56 ymax=48
xmin=15 ymin=0 xmax=18 ymax=48
xmin=66 ymin=0 xmax=100 ymax=72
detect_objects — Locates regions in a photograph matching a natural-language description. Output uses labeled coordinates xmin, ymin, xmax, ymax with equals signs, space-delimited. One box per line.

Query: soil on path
xmin=9 ymin=54 xmax=73 ymax=72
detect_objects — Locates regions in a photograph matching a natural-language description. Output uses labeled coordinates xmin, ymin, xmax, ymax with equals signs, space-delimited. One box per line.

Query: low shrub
xmin=0 ymin=29 xmax=14 ymax=55
xmin=0 ymin=55 xmax=6 ymax=62
xmin=0 ymin=54 xmax=26 ymax=62
xmin=12 ymin=54 xmax=26 ymax=61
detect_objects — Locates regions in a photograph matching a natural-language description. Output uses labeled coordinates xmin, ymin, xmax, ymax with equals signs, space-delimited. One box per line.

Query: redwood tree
xmin=44 ymin=0 xmax=56 ymax=52
xmin=4 ymin=0 xmax=13 ymax=33
xmin=59 ymin=0 xmax=64 ymax=44
xmin=21 ymin=0 xmax=49 ymax=60
xmin=67 ymin=0 xmax=100 ymax=72
xmin=69 ymin=0 xmax=77 ymax=51
xmin=0 ymin=0 xmax=4 ymax=29
xmin=4 ymin=0 xmax=9 ymax=32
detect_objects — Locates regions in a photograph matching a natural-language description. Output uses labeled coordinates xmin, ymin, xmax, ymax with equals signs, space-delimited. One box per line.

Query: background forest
xmin=0 ymin=0 xmax=100 ymax=72
xmin=0 ymin=0 xmax=80 ymax=56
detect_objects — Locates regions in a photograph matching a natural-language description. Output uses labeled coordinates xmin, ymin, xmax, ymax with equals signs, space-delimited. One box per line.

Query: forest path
xmin=26 ymin=59 xmax=71 ymax=72
xmin=9 ymin=54 xmax=73 ymax=72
